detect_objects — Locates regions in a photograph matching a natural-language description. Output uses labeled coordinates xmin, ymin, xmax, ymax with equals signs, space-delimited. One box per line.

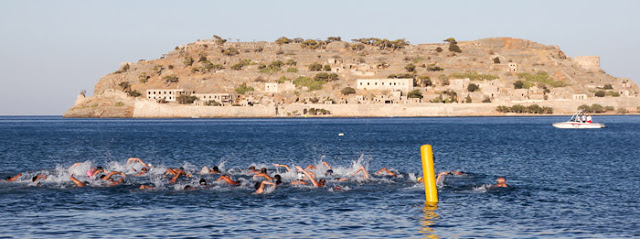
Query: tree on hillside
xmin=467 ymin=83 xmax=480 ymax=92
xmin=404 ymin=63 xmax=416 ymax=72
xmin=407 ymin=89 xmax=423 ymax=99
xmin=514 ymin=80 xmax=524 ymax=89
xmin=276 ymin=37 xmax=292 ymax=45
xmin=341 ymin=87 xmax=356 ymax=95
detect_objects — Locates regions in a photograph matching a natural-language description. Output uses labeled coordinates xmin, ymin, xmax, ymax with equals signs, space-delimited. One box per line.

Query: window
xmin=169 ymin=97 xmax=172 ymax=100
xmin=375 ymin=83 xmax=377 ymax=85
xmin=360 ymin=82 xmax=362 ymax=85
xmin=148 ymin=96 xmax=150 ymax=99
xmin=367 ymin=82 xmax=370 ymax=85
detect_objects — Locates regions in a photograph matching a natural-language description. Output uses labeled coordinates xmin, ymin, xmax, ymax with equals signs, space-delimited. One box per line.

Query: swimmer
xmin=322 ymin=162 xmax=335 ymax=176
xmin=69 ymin=174 xmax=89 ymax=187
xmin=254 ymin=181 xmax=276 ymax=194
xmin=417 ymin=172 xmax=448 ymax=185
xmin=349 ymin=166 xmax=370 ymax=179
xmin=3 ymin=173 xmax=22 ymax=182
xmin=304 ymin=164 xmax=316 ymax=171
xmin=139 ymin=185 xmax=154 ymax=190
xmin=253 ymin=170 xmax=273 ymax=181
xmin=490 ymin=177 xmax=508 ymax=188
xmin=199 ymin=178 xmax=212 ymax=188
xmin=201 ymin=166 xmax=221 ymax=175
xmin=126 ymin=157 xmax=150 ymax=171
xmin=32 ymin=174 xmax=47 ymax=183
xmin=273 ymin=163 xmax=291 ymax=172
xmin=69 ymin=163 xmax=102 ymax=177
xmin=217 ymin=174 xmax=241 ymax=185
xmin=273 ymin=174 xmax=283 ymax=185
xmin=247 ymin=166 xmax=259 ymax=174
xmin=295 ymin=166 xmax=325 ymax=188
xmin=290 ymin=172 xmax=309 ymax=185
xmin=375 ymin=167 xmax=397 ymax=177
xmin=100 ymin=171 xmax=126 ymax=186
xmin=166 ymin=167 xmax=192 ymax=183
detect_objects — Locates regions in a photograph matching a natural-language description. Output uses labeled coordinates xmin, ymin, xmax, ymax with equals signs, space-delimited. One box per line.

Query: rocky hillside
xmin=64 ymin=36 xmax=639 ymax=118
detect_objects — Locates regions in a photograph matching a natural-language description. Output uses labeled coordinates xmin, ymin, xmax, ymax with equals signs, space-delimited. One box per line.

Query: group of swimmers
xmin=2 ymin=157 xmax=508 ymax=194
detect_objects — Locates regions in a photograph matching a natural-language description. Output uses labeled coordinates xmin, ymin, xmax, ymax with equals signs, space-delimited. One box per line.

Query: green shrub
xmin=138 ymin=73 xmax=150 ymax=83
xmin=276 ymin=37 xmax=292 ymax=45
xmin=426 ymin=64 xmax=444 ymax=71
xmin=308 ymin=63 xmax=323 ymax=71
xmin=595 ymin=90 xmax=605 ymax=97
xmin=496 ymin=104 xmax=553 ymax=114
xmin=482 ymin=97 xmax=491 ymax=103
xmin=450 ymin=72 xmax=499 ymax=81
xmin=162 ymin=75 xmax=179 ymax=84
xmin=177 ymin=95 xmax=198 ymax=104
xmin=578 ymin=104 xmax=614 ymax=113
xmin=234 ymin=83 xmax=254 ymax=94
xmin=277 ymin=76 xmax=290 ymax=83
xmin=341 ymin=87 xmax=356 ymax=95
xmin=128 ymin=90 xmax=142 ymax=97
xmin=309 ymin=97 xmax=320 ymax=103
xmin=115 ymin=102 xmax=124 ymax=107
xmin=443 ymin=37 xmax=457 ymax=44
xmin=231 ymin=59 xmax=253 ymax=70
xmin=404 ymin=63 xmax=416 ymax=72
xmin=222 ymin=47 xmax=240 ymax=56
xmin=435 ymin=47 xmax=443 ymax=53
xmin=514 ymin=80 xmax=524 ymax=89
xmin=603 ymin=84 xmax=613 ymax=89
xmin=293 ymin=76 xmax=326 ymax=91
xmin=388 ymin=73 xmax=414 ymax=79
xmin=467 ymin=83 xmax=480 ymax=92
xmin=323 ymin=64 xmax=332 ymax=71
xmin=183 ymin=56 xmax=194 ymax=66
xmin=407 ymin=89 xmax=423 ymax=99
xmin=465 ymin=95 xmax=472 ymax=103
xmin=308 ymin=108 xmax=331 ymax=115
xmin=285 ymin=60 xmax=297 ymax=66
xmin=449 ymin=44 xmax=462 ymax=53
xmin=301 ymin=39 xmax=319 ymax=49
xmin=493 ymin=57 xmax=501 ymax=64
xmin=314 ymin=73 xmax=339 ymax=81
xmin=517 ymin=71 xmax=568 ymax=88
xmin=205 ymin=100 xmax=221 ymax=106
xmin=351 ymin=43 xmax=365 ymax=51
xmin=287 ymin=67 xmax=298 ymax=73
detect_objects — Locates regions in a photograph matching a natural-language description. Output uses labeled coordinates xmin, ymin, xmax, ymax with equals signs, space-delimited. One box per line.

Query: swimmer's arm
xmin=273 ymin=164 xmax=290 ymax=172
xmin=261 ymin=181 xmax=276 ymax=189
xmin=169 ymin=173 xmax=180 ymax=184
xmin=296 ymin=166 xmax=319 ymax=187
xmin=6 ymin=173 xmax=22 ymax=182
xmin=435 ymin=172 xmax=447 ymax=185
xmin=351 ymin=166 xmax=370 ymax=179
xmin=69 ymin=163 xmax=84 ymax=169
xmin=304 ymin=164 xmax=316 ymax=171
xmin=91 ymin=169 xmax=104 ymax=177
xmin=139 ymin=185 xmax=153 ymax=190
xmin=70 ymin=175 xmax=85 ymax=187
xmin=322 ymin=162 xmax=332 ymax=169
xmin=34 ymin=174 xmax=47 ymax=182
xmin=252 ymin=173 xmax=273 ymax=181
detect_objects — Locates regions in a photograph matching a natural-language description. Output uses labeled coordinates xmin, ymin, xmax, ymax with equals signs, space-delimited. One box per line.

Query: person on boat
xmin=217 ymin=174 xmax=241 ymax=185
xmin=581 ymin=114 xmax=587 ymax=123
xmin=490 ymin=177 xmax=508 ymax=189
xmin=3 ymin=173 xmax=22 ymax=182
xmin=254 ymin=181 xmax=276 ymax=194
xmin=586 ymin=114 xmax=592 ymax=123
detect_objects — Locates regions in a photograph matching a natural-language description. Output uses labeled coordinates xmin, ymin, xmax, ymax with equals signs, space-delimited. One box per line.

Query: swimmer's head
xmin=179 ymin=167 xmax=184 ymax=171
xmin=249 ymin=166 xmax=256 ymax=170
xmin=199 ymin=178 xmax=207 ymax=185
xmin=319 ymin=179 xmax=326 ymax=187
xmin=184 ymin=185 xmax=192 ymax=190
xmin=32 ymin=176 xmax=38 ymax=182
xmin=274 ymin=174 xmax=282 ymax=185
xmin=325 ymin=169 xmax=334 ymax=176
xmin=99 ymin=175 xmax=106 ymax=179
xmin=496 ymin=177 xmax=506 ymax=184
xmin=4 ymin=176 xmax=11 ymax=180
xmin=254 ymin=182 xmax=261 ymax=190
xmin=96 ymin=166 xmax=103 ymax=170
xmin=141 ymin=168 xmax=148 ymax=173
xmin=297 ymin=173 xmax=305 ymax=180
xmin=83 ymin=181 xmax=90 ymax=185
xmin=261 ymin=168 xmax=267 ymax=174
xmin=212 ymin=166 xmax=219 ymax=172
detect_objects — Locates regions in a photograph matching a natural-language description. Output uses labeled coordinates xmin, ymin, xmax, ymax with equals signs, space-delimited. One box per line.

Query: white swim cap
xmin=297 ymin=173 xmax=305 ymax=179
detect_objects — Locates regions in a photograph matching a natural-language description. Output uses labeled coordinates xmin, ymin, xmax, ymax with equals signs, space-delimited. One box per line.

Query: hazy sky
xmin=0 ymin=0 xmax=638 ymax=115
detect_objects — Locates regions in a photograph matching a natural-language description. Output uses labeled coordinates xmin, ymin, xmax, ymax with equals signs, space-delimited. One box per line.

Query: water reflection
xmin=419 ymin=203 xmax=439 ymax=239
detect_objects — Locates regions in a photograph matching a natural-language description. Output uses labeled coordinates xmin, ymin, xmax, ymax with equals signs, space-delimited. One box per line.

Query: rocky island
xmin=64 ymin=36 xmax=640 ymax=118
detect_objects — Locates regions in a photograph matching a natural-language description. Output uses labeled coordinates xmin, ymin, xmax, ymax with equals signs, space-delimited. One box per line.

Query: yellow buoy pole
xmin=421 ymin=144 xmax=438 ymax=203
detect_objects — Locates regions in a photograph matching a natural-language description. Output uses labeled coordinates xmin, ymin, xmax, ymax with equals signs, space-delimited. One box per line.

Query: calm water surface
xmin=0 ymin=116 xmax=639 ymax=238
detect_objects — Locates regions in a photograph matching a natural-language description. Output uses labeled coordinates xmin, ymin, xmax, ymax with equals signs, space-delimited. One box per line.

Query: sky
xmin=0 ymin=0 xmax=638 ymax=115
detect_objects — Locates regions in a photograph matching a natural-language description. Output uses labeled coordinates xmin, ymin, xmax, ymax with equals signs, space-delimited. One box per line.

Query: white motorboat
xmin=553 ymin=111 xmax=605 ymax=129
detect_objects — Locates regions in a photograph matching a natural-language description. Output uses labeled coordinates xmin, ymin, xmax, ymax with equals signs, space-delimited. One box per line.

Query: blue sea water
xmin=0 ymin=116 xmax=639 ymax=238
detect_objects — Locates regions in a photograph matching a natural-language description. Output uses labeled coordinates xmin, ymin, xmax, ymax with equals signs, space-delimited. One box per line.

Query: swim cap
xmin=326 ymin=169 xmax=334 ymax=175
xmin=417 ymin=177 xmax=422 ymax=182
xmin=297 ymin=173 xmax=305 ymax=179
xmin=86 ymin=170 xmax=93 ymax=177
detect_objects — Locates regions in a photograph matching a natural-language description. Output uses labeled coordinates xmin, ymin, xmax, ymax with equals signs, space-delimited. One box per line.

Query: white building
xmin=265 ymin=83 xmax=278 ymax=93
xmin=146 ymin=89 xmax=188 ymax=101
xmin=356 ymin=78 xmax=413 ymax=92
xmin=193 ymin=93 xmax=234 ymax=104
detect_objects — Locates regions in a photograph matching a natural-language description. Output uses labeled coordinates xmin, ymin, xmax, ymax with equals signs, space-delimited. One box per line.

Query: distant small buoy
xmin=338 ymin=133 xmax=344 ymax=136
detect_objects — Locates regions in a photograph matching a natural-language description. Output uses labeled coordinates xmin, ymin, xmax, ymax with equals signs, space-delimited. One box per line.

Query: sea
xmin=0 ymin=116 xmax=639 ymax=238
